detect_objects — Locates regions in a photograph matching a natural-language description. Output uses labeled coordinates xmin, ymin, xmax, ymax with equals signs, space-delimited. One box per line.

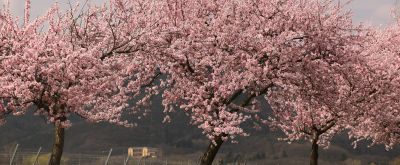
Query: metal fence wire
xmin=0 ymin=145 xmax=208 ymax=165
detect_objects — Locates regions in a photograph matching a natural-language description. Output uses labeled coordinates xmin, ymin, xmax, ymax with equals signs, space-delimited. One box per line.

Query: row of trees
xmin=0 ymin=0 xmax=399 ymax=165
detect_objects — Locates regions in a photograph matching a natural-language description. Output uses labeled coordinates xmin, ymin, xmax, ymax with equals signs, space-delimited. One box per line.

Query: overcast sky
xmin=4 ymin=0 xmax=400 ymax=27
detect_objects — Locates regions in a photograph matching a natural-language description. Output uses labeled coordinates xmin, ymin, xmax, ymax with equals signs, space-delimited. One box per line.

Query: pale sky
xmin=4 ymin=0 xmax=399 ymax=26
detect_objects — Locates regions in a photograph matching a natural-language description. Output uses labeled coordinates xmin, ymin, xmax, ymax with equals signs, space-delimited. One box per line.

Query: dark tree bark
xmin=308 ymin=121 xmax=335 ymax=165
xmin=200 ymin=136 xmax=224 ymax=165
xmin=310 ymin=133 xmax=319 ymax=165
xmin=49 ymin=123 xmax=65 ymax=165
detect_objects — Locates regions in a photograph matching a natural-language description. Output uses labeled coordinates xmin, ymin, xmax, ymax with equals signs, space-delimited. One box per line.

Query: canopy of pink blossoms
xmin=0 ymin=0 xmax=162 ymax=127
xmin=154 ymin=0 xmax=374 ymax=145
xmin=347 ymin=20 xmax=400 ymax=149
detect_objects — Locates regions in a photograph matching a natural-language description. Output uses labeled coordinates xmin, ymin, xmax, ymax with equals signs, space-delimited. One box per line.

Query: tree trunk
xmin=310 ymin=137 xmax=319 ymax=165
xmin=49 ymin=123 xmax=65 ymax=165
xmin=200 ymin=136 xmax=224 ymax=165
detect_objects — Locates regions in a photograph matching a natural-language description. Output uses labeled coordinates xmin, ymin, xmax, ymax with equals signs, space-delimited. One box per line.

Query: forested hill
xmin=0 ymin=97 xmax=399 ymax=164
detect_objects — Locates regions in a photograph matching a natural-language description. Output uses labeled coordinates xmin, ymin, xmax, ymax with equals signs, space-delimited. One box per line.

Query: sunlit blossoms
xmin=347 ymin=20 xmax=400 ymax=150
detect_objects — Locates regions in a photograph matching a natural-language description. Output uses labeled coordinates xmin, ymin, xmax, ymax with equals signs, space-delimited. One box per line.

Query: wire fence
xmin=0 ymin=144 xmax=208 ymax=165
xmin=1 ymin=154 xmax=202 ymax=165
xmin=0 ymin=144 xmax=265 ymax=165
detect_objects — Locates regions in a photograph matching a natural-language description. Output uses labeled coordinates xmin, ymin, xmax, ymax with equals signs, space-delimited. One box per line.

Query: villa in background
xmin=128 ymin=147 xmax=162 ymax=158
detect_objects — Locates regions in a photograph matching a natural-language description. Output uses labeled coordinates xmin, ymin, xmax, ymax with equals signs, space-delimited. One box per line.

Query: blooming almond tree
xmin=267 ymin=52 xmax=376 ymax=165
xmin=155 ymin=0 xmax=372 ymax=164
xmin=157 ymin=0 xmax=276 ymax=163
xmin=347 ymin=20 xmax=400 ymax=151
xmin=0 ymin=0 xmax=162 ymax=164
xmin=261 ymin=2 xmax=379 ymax=165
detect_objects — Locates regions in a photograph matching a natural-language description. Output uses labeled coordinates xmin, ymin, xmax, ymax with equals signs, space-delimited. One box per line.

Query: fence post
xmin=104 ymin=148 xmax=113 ymax=165
xmin=78 ymin=153 xmax=81 ymax=165
xmin=124 ymin=154 xmax=130 ymax=165
xmin=33 ymin=147 xmax=42 ymax=165
xmin=9 ymin=144 xmax=19 ymax=165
